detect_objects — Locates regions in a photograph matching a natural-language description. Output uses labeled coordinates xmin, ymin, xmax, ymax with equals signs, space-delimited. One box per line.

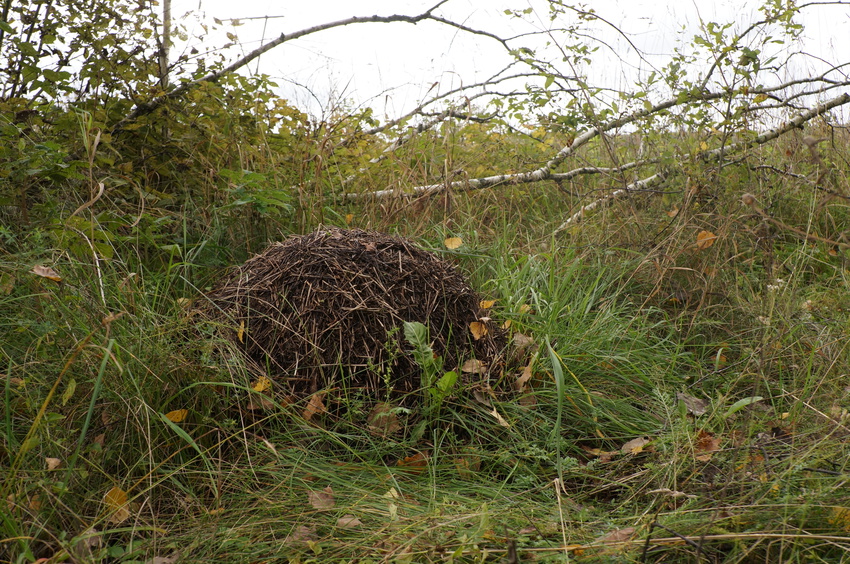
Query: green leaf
xmin=725 ymin=396 xmax=763 ymax=417
xmin=0 ymin=20 xmax=14 ymax=34
xmin=436 ymin=370 xmax=458 ymax=394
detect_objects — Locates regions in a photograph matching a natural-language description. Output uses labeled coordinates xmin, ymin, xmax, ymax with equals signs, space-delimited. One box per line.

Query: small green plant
xmin=403 ymin=320 xmax=459 ymax=420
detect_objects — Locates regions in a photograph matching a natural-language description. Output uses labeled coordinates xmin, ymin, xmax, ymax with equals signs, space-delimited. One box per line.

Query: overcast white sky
xmin=170 ymin=0 xmax=850 ymax=120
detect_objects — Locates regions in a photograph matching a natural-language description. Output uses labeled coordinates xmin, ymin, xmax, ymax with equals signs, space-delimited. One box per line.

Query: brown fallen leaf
xmin=45 ymin=457 xmax=61 ymax=471
xmin=515 ymin=363 xmax=533 ymax=393
xmin=695 ymin=430 xmax=721 ymax=462
xmin=245 ymin=395 xmax=275 ymax=411
xmin=461 ymin=358 xmax=487 ymax=374
xmin=397 ymin=452 xmax=428 ymax=474
xmin=308 ymin=486 xmax=335 ymax=511
xmin=676 ymin=392 xmax=708 ymax=416
xmin=453 ymin=453 xmax=482 ymax=479
xmin=336 ymin=514 xmax=362 ymax=529
xmin=512 ymin=332 xmax=535 ymax=353
xmin=302 ymin=392 xmax=326 ymax=422
xmin=31 ymin=265 xmax=62 ymax=282
xmin=596 ymin=526 xmax=636 ymax=545
xmin=367 ymin=402 xmax=401 ymax=437
xmin=283 ymin=525 xmax=317 ymax=546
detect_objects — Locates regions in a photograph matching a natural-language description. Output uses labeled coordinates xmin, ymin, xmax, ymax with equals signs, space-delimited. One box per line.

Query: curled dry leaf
xmin=620 ymin=437 xmax=650 ymax=455
xmin=695 ymin=430 xmax=721 ymax=461
xmin=469 ymin=321 xmax=488 ymax=340
xmin=336 ymin=514 xmax=362 ymax=529
xmin=302 ymin=392 xmax=326 ymax=422
xmin=31 ymin=265 xmax=62 ymax=282
xmin=367 ymin=402 xmax=401 ymax=437
xmin=308 ymin=486 xmax=335 ymax=511
xmin=490 ymin=407 xmax=510 ymax=428
xmin=515 ymin=363 xmax=533 ymax=393
xmin=45 ymin=457 xmax=61 ymax=471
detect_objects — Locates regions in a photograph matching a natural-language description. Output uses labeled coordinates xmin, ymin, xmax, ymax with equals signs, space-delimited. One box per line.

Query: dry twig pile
xmin=200 ymin=227 xmax=499 ymax=401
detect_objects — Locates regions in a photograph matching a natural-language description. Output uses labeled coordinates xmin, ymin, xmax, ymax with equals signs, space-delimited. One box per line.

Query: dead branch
xmin=741 ymin=193 xmax=850 ymax=249
xmin=344 ymin=83 xmax=850 ymax=202
xmin=551 ymin=91 xmax=850 ymax=232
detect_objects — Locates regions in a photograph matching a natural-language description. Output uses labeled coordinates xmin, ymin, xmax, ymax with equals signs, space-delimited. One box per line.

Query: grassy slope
xmin=2 ymin=131 xmax=850 ymax=563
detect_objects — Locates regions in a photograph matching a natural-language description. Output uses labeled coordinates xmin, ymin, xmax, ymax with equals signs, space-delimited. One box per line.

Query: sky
xmin=170 ymin=0 xmax=850 ymax=121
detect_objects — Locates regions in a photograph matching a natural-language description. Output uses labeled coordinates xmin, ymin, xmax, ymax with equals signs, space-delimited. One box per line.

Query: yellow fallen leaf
xmin=479 ymin=299 xmax=496 ymax=309
xmin=469 ymin=321 xmax=488 ymax=340
xmin=104 ymin=486 xmax=130 ymax=523
xmin=252 ymin=376 xmax=272 ymax=392
xmin=444 ymin=237 xmax=463 ymax=249
xmin=345 ymin=213 xmax=354 ymax=225
xmin=620 ymin=437 xmax=650 ymax=454
xmin=31 ymin=265 xmax=62 ymax=282
xmin=165 ymin=409 xmax=188 ymax=423
xmin=237 ymin=320 xmax=245 ymax=343
xmin=696 ymin=230 xmax=717 ymax=250
xmin=518 ymin=304 xmax=532 ymax=314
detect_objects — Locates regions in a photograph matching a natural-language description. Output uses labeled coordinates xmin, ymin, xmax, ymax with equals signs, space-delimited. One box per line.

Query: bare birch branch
xmin=112 ymin=1 xmax=469 ymax=132
xmin=553 ymin=91 xmax=850 ymax=232
xmin=344 ymin=76 xmax=850 ymax=203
